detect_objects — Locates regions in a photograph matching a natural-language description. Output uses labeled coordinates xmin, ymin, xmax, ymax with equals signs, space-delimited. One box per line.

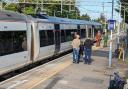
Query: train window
xmin=65 ymin=30 xmax=74 ymax=41
xmin=89 ymin=28 xmax=92 ymax=38
xmin=81 ymin=29 xmax=86 ymax=38
xmin=0 ymin=31 xmax=27 ymax=56
xmin=61 ymin=30 xmax=66 ymax=43
xmin=39 ymin=30 xmax=48 ymax=47
xmin=47 ymin=30 xmax=54 ymax=45
xmin=77 ymin=29 xmax=81 ymax=36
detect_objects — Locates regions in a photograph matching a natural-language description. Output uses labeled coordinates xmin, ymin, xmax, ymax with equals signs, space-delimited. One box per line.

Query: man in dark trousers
xmin=84 ymin=38 xmax=96 ymax=64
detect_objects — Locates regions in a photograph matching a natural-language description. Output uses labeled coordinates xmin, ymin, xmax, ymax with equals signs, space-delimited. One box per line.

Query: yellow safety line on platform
xmin=27 ymin=60 xmax=72 ymax=89
xmin=92 ymin=46 xmax=100 ymax=51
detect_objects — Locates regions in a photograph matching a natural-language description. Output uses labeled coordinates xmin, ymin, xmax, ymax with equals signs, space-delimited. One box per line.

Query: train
xmin=0 ymin=10 xmax=102 ymax=75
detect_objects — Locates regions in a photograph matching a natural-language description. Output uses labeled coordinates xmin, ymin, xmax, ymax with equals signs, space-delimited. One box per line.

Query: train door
xmin=54 ymin=24 xmax=61 ymax=54
xmin=77 ymin=25 xmax=81 ymax=37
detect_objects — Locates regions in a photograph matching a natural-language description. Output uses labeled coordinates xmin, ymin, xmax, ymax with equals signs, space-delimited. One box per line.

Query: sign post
xmin=108 ymin=19 xmax=116 ymax=67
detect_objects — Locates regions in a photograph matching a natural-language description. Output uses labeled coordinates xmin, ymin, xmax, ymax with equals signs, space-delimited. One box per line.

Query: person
xmin=95 ymin=30 xmax=102 ymax=47
xmin=22 ymin=37 xmax=27 ymax=51
xmin=103 ymin=32 xmax=108 ymax=47
xmin=78 ymin=41 xmax=84 ymax=62
xmin=84 ymin=38 xmax=96 ymax=64
xmin=74 ymin=32 xmax=78 ymax=39
xmin=71 ymin=35 xmax=80 ymax=63
xmin=118 ymin=38 xmax=126 ymax=61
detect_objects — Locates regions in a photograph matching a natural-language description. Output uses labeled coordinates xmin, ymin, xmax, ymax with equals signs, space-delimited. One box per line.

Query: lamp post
xmin=108 ymin=0 xmax=114 ymax=67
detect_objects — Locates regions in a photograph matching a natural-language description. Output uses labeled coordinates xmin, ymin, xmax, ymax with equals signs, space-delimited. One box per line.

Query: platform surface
xmin=0 ymin=46 xmax=114 ymax=89
xmin=33 ymin=48 xmax=110 ymax=89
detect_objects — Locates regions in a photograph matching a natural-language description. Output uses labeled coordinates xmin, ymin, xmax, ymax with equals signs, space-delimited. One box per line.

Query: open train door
xmin=54 ymin=24 xmax=61 ymax=54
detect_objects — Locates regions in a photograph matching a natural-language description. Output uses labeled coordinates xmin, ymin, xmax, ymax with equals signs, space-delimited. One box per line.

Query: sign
xmin=108 ymin=20 xmax=116 ymax=30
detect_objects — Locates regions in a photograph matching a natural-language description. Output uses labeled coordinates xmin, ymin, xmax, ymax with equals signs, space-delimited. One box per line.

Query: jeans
xmin=73 ymin=48 xmax=79 ymax=63
xmin=104 ymin=40 xmax=108 ymax=47
xmin=84 ymin=48 xmax=92 ymax=64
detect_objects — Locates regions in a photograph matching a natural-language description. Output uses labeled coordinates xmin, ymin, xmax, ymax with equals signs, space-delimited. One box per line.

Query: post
xmin=123 ymin=7 xmax=126 ymax=62
xmin=67 ymin=14 xmax=68 ymax=18
xmin=102 ymin=2 xmax=106 ymax=33
xmin=36 ymin=0 xmax=39 ymax=13
xmin=61 ymin=0 xmax=63 ymax=14
xmin=54 ymin=10 xmax=56 ymax=17
xmin=69 ymin=0 xmax=71 ymax=13
xmin=86 ymin=25 xmax=88 ymax=38
xmin=108 ymin=0 xmax=114 ymax=67
xmin=117 ymin=2 xmax=121 ymax=46
xmin=124 ymin=7 xmax=126 ymax=30
xmin=93 ymin=27 xmax=95 ymax=38
xmin=0 ymin=2 xmax=2 ymax=10
xmin=91 ymin=26 xmax=93 ymax=38
xmin=75 ymin=10 xmax=77 ymax=19
xmin=41 ymin=0 xmax=43 ymax=11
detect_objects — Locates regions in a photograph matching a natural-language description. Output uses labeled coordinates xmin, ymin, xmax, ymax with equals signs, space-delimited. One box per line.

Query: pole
xmin=54 ymin=10 xmax=55 ymax=17
xmin=61 ymin=0 xmax=63 ymax=14
xmin=124 ymin=7 xmax=126 ymax=30
xmin=69 ymin=0 xmax=71 ymax=13
xmin=42 ymin=0 xmax=43 ymax=11
xmin=109 ymin=0 xmax=114 ymax=67
xmin=75 ymin=10 xmax=77 ymax=19
xmin=0 ymin=2 xmax=2 ymax=10
xmin=117 ymin=2 xmax=121 ymax=45
xmin=102 ymin=2 xmax=105 ymax=13
xmin=102 ymin=2 xmax=105 ymax=32
xmin=123 ymin=7 xmax=126 ymax=62
xmin=93 ymin=27 xmax=94 ymax=38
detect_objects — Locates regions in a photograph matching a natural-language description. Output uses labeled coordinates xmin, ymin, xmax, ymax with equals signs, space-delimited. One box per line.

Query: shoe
xmin=88 ymin=62 xmax=91 ymax=65
xmin=73 ymin=61 xmax=76 ymax=63
xmin=76 ymin=62 xmax=79 ymax=64
xmin=84 ymin=62 xmax=87 ymax=64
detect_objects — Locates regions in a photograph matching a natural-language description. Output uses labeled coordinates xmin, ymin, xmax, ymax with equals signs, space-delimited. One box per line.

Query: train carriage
xmin=0 ymin=10 xmax=32 ymax=74
xmin=0 ymin=10 xmax=102 ymax=75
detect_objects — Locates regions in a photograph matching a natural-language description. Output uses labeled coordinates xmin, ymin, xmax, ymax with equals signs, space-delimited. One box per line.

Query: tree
xmin=43 ymin=0 xmax=80 ymax=19
xmin=116 ymin=0 xmax=128 ymax=23
xmin=4 ymin=0 xmax=37 ymax=14
xmin=79 ymin=14 xmax=90 ymax=21
xmin=3 ymin=0 xmax=81 ymax=19
xmin=93 ymin=13 xmax=106 ymax=23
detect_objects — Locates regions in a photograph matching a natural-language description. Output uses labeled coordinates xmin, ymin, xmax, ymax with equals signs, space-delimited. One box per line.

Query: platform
xmin=33 ymin=48 xmax=110 ymax=89
xmin=0 ymin=47 xmax=115 ymax=89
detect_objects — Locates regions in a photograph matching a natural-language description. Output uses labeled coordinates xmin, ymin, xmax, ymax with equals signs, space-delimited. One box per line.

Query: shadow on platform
xmin=92 ymin=50 xmax=109 ymax=58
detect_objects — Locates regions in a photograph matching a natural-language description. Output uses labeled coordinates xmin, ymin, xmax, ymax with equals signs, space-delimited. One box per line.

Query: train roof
xmin=0 ymin=10 xmax=102 ymax=26
xmin=31 ymin=14 xmax=102 ymax=26
xmin=0 ymin=10 xmax=27 ymax=21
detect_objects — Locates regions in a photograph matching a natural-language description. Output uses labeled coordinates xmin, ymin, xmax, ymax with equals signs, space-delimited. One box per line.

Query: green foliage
xmin=117 ymin=0 xmax=128 ymax=23
xmin=4 ymin=4 xmax=18 ymax=11
xmin=3 ymin=0 xmax=90 ymax=20
xmin=23 ymin=6 xmax=35 ymax=14
xmin=79 ymin=14 xmax=90 ymax=21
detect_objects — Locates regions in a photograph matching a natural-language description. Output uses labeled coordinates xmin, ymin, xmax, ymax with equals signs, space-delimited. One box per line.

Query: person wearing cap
xmin=71 ymin=35 xmax=80 ymax=63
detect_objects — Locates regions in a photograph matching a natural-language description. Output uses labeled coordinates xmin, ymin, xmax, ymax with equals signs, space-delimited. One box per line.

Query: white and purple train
xmin=0 ymin=10 xmax=102 ymax=75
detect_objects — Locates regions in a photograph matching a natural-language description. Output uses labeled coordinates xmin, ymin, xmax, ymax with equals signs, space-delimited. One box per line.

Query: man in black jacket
xmin=84 ymin=39 xmax=96 ymax=64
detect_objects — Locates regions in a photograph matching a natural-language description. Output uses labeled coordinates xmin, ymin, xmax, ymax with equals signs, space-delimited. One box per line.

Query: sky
xmin=76 ymin=0 xmax=120 ymax=20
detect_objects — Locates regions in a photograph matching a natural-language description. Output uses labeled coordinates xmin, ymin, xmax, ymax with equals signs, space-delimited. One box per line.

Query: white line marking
xmin=6 ymin=80 xmax=28 ymax=89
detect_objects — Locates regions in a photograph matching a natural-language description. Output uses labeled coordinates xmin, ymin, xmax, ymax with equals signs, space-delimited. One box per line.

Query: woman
xmin=96 ymin=31 xmax=102 ymax=47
